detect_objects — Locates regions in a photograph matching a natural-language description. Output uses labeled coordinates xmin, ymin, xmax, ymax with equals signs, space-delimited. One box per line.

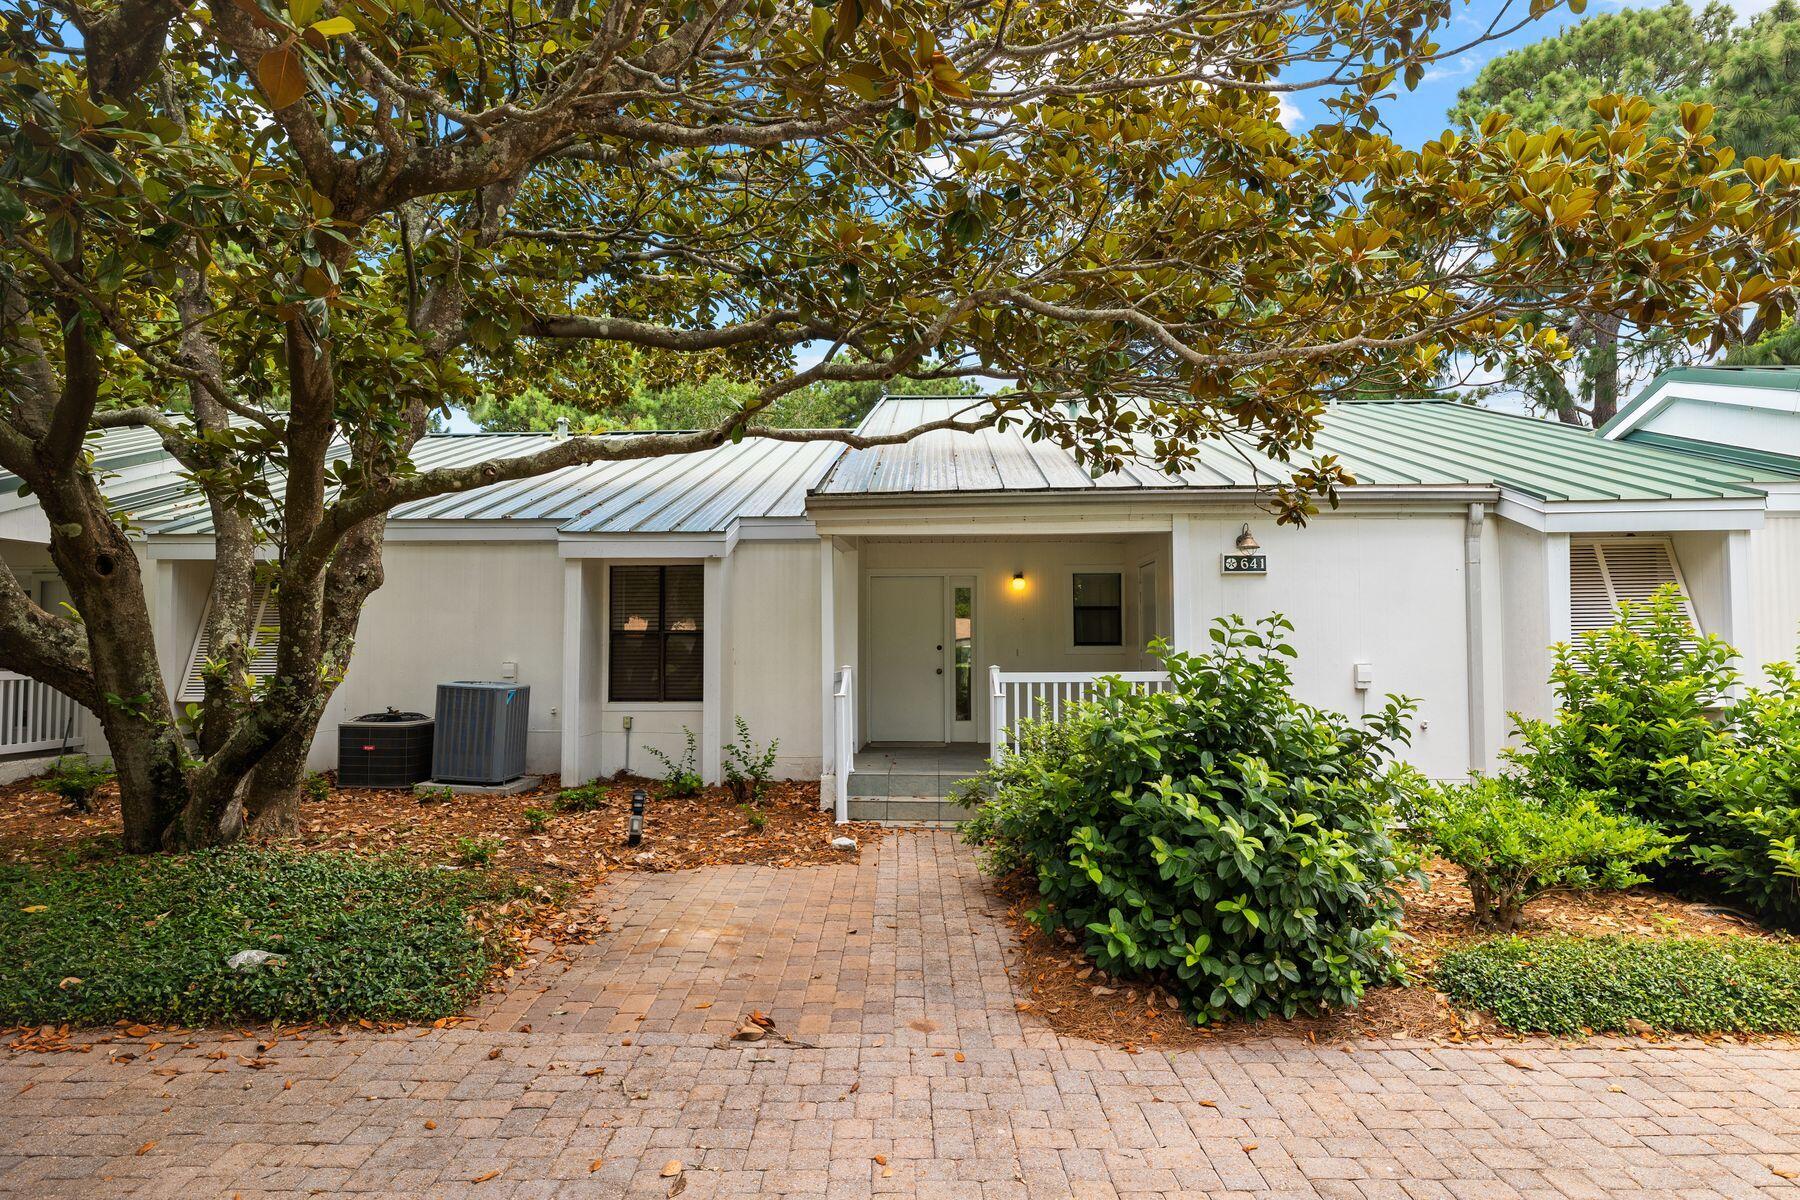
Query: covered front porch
xmin=816 ymin=511 xmax=1189 ymax=821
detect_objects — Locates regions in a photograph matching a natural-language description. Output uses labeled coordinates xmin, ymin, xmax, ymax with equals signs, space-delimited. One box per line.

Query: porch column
xmin=560 ymin=559 xmax=584 ymax=785
xmin=1168 ymin=514 xmax=1202 ymax=651
xmin=702 ymin=553 xmax=731 ymax=784
xmin=1543 ymin=532 xmax=1572 ymax=646
xmin=1723 ymin=529 xmax=1756 ymax=675
xmin=818 ymin=536 xmax=836 ymax=808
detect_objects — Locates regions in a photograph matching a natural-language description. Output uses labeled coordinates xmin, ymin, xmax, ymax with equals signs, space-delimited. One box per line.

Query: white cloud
xmin=1278 ymin=96 xmax=1303 ymax=129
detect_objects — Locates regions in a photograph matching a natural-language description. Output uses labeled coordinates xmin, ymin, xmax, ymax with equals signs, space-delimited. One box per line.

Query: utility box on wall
xmin=431 ymin=682 xmax=530 ymax=784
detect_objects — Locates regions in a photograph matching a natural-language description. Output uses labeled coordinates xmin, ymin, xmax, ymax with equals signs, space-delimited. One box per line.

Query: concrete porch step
xmin=847 ymin=796 xmax=977 ymax=823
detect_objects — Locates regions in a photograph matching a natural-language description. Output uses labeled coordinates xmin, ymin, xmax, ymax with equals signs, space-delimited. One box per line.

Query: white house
xmin=3 ymin=373 xmax=1797 ymax=815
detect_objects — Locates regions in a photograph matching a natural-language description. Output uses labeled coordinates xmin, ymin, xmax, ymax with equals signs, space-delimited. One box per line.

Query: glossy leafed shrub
xmin=962 ymin=616 xmax=1421 ymax=1024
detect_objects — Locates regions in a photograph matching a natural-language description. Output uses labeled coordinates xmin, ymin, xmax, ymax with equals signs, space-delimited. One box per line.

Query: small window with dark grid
xmin=609 ymin=565 xmax=704 ymax=702
xmin=1073 ymin=572 xmax=1123 ymax=647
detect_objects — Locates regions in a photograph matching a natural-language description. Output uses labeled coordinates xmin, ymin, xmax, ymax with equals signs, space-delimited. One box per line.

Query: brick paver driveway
xmin=3 ymin=832 xmax=1798 ymax=1199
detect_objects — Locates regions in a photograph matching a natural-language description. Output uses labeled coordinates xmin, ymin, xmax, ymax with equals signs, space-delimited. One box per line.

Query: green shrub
xmin=1695 ymin=661 xmax=1800 ymax=925
xmin=0 ymin=849 xmax=513 ymax=1026
xmin=1437 ymin=936 xmax=1800 ymax=1035
xmin=556 ymin=783 xmax=604 ymax=812
xmin=723 ymin=716 xmax=778 ymax=805
xmin=522 ymin=807 xmax=552 ymax=833
xmin=453 ymin=835 xmax=500 ymax=866
xmin=301 ymin=771 xmax=332 ymax=803
xmin=647 ymin=728 xmax=703 ymax=799
xmin=961 ymin=615 xmax=1421 ymax=1024
xmin=1421 ymin=775 xmax=1679 ymax=929
xmin=43 ymin=756 xmax=113 ymax=813
xmin=1506 ymin=586 xmax=1733 ymax=844
xmin=1505 ymin=587 xmax=1800 ymax=927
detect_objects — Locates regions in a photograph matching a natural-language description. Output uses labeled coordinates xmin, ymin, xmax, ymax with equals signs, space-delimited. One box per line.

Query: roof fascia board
xmin=557 ymin=533 xmax=730 ymax=559
xmin=732 ymin=517 xmax=818 ymax=541
xmin=1499 ymin=490 xmax=1767 ymax=533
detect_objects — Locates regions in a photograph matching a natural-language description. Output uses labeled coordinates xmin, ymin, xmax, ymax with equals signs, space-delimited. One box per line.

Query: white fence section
xmin=0 ymin=671 xmax=84 ymax=757
xmin=987 ymin=667 xmax=1171 ymax=762
xmin=832 ymin=664 xmax=854 ymax=823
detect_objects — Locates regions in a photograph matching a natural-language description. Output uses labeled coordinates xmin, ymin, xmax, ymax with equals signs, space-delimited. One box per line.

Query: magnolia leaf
xmin=310 ymin=15 xmax=355 ymax=36
xmin=256 ymin=43 xmax=308 ymax=110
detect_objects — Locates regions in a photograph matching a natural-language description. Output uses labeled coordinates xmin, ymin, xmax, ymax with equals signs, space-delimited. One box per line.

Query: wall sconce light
xmin=1010 ymin=571 xmax=1026 ymax=593
xmin=1234 ymin=523 xmax=1260 ymax=552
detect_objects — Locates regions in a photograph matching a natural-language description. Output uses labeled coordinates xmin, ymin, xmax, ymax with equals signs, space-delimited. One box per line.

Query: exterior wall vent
xmin=431 ymin=682 xmax=530 ymax=784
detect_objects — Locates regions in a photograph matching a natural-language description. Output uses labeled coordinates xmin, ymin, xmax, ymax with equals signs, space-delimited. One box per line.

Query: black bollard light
xmin=627 ymin=788 xmax=646 ymax=847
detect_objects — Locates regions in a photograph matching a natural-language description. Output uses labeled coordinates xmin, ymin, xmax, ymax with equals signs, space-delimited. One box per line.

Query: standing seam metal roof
xmin=812 ymin=397 xmax=1793 ymax=502
xmin=66 ymin=394 xmax=1798 ymax=537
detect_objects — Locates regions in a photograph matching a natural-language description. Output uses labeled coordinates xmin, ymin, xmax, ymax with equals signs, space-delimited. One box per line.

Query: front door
xmin=868 ymin=575 xmax=946 ymax=742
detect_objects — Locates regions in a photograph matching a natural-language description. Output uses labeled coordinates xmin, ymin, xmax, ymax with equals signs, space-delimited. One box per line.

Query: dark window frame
xmin=608 ymin=564 xmax=704 ymax=703
xmin=1072 ymin=571 xmax=1124 ymax=647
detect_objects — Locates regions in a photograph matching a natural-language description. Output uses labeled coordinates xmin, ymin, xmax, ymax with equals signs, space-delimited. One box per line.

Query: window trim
xmin=1070 ymin=569 xmax=1125 ymax=649
xmin=607 ymin=563 xmax=704 ymax=704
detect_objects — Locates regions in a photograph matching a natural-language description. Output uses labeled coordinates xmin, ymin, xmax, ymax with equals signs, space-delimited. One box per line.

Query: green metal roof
xmin=1599 ymin=364 xmax=1800 ymax=440
xmin=819 ymin=397 xmax=1793 ymax=503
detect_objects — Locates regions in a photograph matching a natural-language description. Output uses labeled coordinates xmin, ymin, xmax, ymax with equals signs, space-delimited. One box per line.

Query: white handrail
xmin=0 ymin=671 xmax=84 ymax=757
xmin=988 ymin=667 xmax=1170 ymax=763
xmin=833 ymin=664 xmax=853 ymax=824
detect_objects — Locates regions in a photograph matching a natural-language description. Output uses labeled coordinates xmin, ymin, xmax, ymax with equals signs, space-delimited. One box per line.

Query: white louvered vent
xmin=1568 ymin=539 xmax=1701 ymax=637
xmin=177 ymin=580 xmax=280 ymax=703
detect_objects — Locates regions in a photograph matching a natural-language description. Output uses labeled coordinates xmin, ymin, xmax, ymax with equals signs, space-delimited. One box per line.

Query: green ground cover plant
xmin=962 ymin=615 xmax=1421 ymax=1024
xmin=0 ymin=848 xmax=515 ymax=1026
xmin=1437 ymin=935 xmax=1800 ymax=1035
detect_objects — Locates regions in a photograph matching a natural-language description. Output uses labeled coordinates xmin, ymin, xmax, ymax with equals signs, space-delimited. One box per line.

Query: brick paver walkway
xmin=3 ymin=832 xmax=1797 ymax=1199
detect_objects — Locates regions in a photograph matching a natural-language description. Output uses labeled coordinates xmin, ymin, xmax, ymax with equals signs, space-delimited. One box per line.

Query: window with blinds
xmin=1569 ymin=539 xmax=1702 ymax=636
xmin=177 ymin=580 xmax=281 ymax=703
xmin=1072 ymin=572 xmax=1124 ymax=646
xmin=609 ymin=564 xmax=703 ymax=703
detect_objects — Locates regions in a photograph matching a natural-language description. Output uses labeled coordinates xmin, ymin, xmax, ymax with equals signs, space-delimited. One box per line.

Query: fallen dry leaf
xmin=424 ymin=1120 xmax=437 ymax=1130
xmin=660 ymin=1160 xmax=683 ymax=1178
xmin=1500 ymin=1054 xmax=1535 ymax=1071
xmin=135 ymin=1142 xmax=155 ymax=1156
xmin=590 ymin=1158 xmax=605 ymax=1172
xmin=471 ymin=1169 xmax=501 ymax=1183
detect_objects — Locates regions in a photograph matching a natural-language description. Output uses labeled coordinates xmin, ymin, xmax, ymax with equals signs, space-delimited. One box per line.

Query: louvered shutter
xmin=177 ymin=580 xmax=280 ymax=703
xmin=1568 ymin=539 xmax=1701 ymax=637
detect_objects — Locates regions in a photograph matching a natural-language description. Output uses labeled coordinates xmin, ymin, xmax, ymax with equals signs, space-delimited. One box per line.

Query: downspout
xmin=1463 ymin=502 xmax=1488 ymax=775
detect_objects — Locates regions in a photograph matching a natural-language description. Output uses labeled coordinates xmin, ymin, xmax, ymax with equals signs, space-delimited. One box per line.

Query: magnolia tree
xmin=1 ymin=0 xmax=1797 ymax=851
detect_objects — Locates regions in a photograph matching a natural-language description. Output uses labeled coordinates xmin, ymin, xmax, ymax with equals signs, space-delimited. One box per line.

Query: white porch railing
xmin=832 ymin=664 xmax=854 ymax=823
xmin=0 ymin=671 xmax=84 ymax=757
xmin=988 ymin=666 xmax=1170 ymax=762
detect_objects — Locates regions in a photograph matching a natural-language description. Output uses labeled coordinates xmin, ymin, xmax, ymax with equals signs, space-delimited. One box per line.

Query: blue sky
xmin=1301 ymin=0 xmax=1781 ymax=147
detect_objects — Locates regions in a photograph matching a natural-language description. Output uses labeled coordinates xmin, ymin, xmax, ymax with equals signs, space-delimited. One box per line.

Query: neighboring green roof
xmin=1599 ymin=364 xmax=1800 ymax=440
xmin=821 ymin=397 xmax=1792 ymax=503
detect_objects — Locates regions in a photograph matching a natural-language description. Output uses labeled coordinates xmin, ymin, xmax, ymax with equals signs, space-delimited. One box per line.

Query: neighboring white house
xmin=2 ymin=372 xmax=1798 ymax=812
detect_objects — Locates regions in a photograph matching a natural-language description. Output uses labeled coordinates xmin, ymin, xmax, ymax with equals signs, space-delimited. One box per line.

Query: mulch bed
xmin=1 ymin=772 xmax=883 ymax=1048
xmin=998 ymin=857 xmax=1770 ymax=1049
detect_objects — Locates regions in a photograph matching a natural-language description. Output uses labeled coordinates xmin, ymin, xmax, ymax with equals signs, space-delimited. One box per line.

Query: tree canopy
xmin=1451 ymin=0 xmax=1800 ymax=423
xmin=2 ymin=0 xmax=1798 ymax=849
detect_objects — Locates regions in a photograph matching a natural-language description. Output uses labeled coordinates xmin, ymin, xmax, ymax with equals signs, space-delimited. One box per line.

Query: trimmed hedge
xmin=1436 ymin=935 xmax=1800 ymax=1035
xmin=0 ymin=848 xmax=515 ymax=1026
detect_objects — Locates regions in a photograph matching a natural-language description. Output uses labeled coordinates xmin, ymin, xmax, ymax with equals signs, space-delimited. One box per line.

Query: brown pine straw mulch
xmin=998 ymin=857 xmax=1770 ymax=1049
